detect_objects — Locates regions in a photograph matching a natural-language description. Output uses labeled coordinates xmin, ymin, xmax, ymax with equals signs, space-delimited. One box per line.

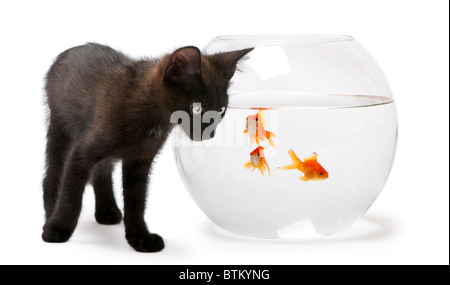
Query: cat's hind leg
xmin=42 ymin=141 xmax=105 ymax=243
xmin=91 ymin=160 xmax=122 ymax=225
xmin=43 ymin=119 xmax=71 ymax=220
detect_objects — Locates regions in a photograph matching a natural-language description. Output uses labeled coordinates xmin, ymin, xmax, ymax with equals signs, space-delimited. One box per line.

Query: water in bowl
xmin=173 ymin=94 xmax=398 ymax=238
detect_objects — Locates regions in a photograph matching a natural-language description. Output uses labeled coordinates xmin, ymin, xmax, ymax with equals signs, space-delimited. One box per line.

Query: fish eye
xmin=319 ymin=172 xmax=323 ymax=176
xmin=192 ymin=104 xmax=202 ymax=115
xmin=219 ymin=107 xmax=226 ymax=115
xmin=257 ymin=153 xmax=260 ymax=156
xmin=255 ymin=117 xmax=258 ymax=121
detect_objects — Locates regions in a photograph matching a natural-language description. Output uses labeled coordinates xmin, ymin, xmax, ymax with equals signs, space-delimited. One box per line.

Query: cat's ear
xmin=208 ymin=48 xmax=254 ymax=80
xmin=164 ymin=46 xmax=201 ymax=90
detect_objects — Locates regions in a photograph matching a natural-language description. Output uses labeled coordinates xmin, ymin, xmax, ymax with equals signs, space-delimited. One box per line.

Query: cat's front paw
xmin=126 ymin=233 xmax=165 ymax=252
xmin=95 ymin=207 xmax=122 ymax=225
xmin=42 ymin=223 xmax=73 ymax=243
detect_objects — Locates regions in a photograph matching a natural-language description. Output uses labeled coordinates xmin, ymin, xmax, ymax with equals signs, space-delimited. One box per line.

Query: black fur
xmin=42 ymin=43 xmax=253 ymax=252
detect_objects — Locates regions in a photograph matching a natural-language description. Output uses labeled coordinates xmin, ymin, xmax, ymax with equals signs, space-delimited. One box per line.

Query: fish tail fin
xmin=265 ymin=160 xmax=271 ymax=175
xmin=266 ymin=131 xmax=277 ymax=138
xmin=259 ymin=167 xmax=265 ymax=175
xmin=278 ymin=164 xmax=298 ymax=170
xmin=288 ymin=149 xmax=304 ymax=172
xmin=260 ymin=157 xmax=270 ymax=175
xmin=279 ymin=149 xmax=304 ymax=171
xmin=266 ymin=131 xmax=277 ymax=148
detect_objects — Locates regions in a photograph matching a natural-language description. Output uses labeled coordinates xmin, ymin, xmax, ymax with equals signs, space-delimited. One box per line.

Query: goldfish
xmin=244 ymin=110 xmax=276 ymax=148
xmin=279 ymin=149 xmax=329 ymax=181
xmin=244 ymin=146 xmax=270 ymax=175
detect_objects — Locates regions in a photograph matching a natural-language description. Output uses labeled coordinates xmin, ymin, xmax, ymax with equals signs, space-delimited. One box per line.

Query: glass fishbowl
xmin=173 ymin=34 xmax=398 ymax=238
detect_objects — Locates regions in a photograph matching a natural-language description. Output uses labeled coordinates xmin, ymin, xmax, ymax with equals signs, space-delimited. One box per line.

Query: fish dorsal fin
xmin=304 ymin=152 xmax=318 ymax=161
xmin=257 ymin=110 xmax=266 ymax=128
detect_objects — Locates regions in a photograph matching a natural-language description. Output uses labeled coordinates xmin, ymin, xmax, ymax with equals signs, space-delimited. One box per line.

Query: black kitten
xmin=42 ymin=43 xmax=252 ymax=252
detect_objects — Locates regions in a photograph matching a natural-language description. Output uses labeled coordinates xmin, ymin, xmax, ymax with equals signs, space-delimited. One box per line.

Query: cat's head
xmin=164 ymin=46 xmax=253 ymax=141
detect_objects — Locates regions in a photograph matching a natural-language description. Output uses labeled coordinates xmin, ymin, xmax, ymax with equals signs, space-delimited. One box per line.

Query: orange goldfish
xmin=279 ymin=149 xmax=329 ymax=181
xmin=244 ymin=146 xmax=270 ymax=175
xmin=244 ymin=110 xmax=276 ymax=148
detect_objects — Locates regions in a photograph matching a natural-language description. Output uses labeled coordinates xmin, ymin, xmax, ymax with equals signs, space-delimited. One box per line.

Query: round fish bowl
xmin=173 ymin=34 xmax=398 ymax=238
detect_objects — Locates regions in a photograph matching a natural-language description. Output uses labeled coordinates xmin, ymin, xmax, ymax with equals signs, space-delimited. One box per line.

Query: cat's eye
xmin=219 ymin=107 xmax=226 ymax=115
xmin=192 ymin=104 xmax=203 ymax=115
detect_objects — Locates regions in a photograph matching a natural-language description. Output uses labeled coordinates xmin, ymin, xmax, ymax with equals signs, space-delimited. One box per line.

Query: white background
xmin=0 ymin=0 xmax=448 ymax=265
